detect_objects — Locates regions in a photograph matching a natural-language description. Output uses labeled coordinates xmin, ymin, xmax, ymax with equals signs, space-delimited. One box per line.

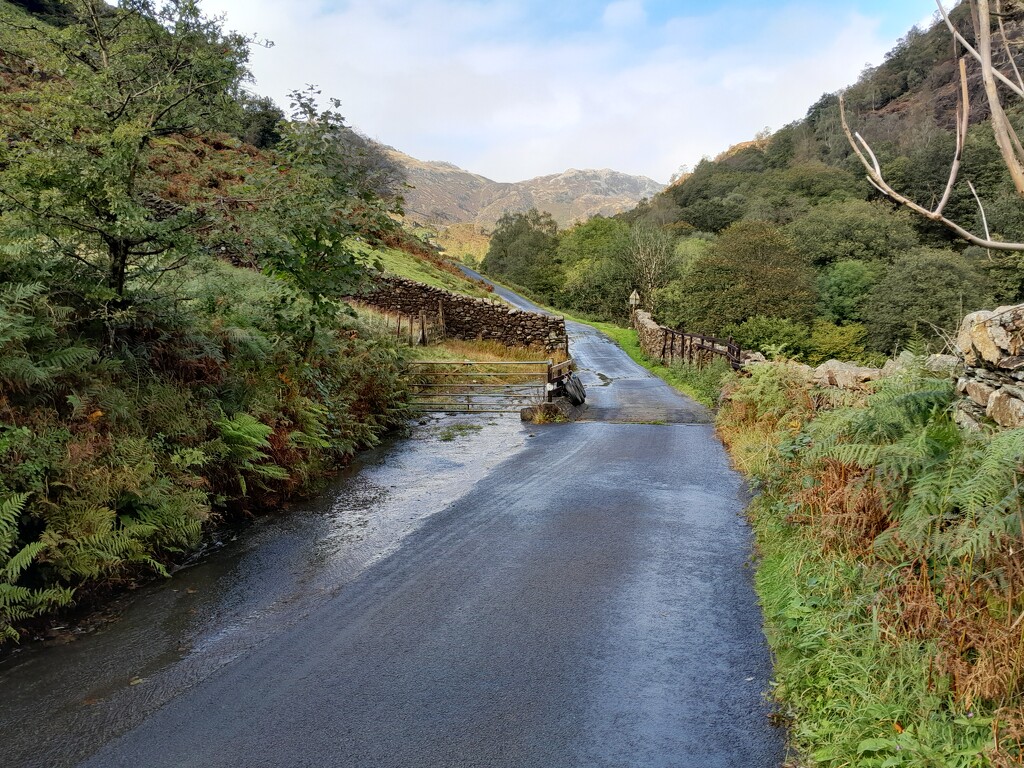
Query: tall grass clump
xmin=719 ymin=359 xmax=1024 ymax=765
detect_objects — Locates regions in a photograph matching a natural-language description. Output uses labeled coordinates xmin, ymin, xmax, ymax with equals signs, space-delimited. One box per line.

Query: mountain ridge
xmin=387 ymin=148 xmax=664 ymax=230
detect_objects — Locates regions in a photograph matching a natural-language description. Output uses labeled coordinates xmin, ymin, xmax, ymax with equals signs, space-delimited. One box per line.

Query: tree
xmin=817 ymin=260 xmax=881 ymax=324
xmin=784 ymin=199 xmax=918 ymax=265
xmin=865 ymin=248 xmax=994 ymax=352
xmin=480 ymin=209 xmax=561 ymax=298
xmin=622 ymin=221 xmax=674 ymax=311
xmin=238 ymin=93 xmax=285 ymax=149
xmin=669 ymin=221 xmax=817 ymax=333
xmin=0 ymin=0 xmax=253 ymax=298
xmin=556 ymin=217 xmax=630 ymax=318
xmin=242 ymin=88 xmax=404 ymax=309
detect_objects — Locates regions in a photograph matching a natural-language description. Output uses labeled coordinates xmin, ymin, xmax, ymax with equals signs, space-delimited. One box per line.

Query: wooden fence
xmin=659 ymin=328 xmax=743 ymax=370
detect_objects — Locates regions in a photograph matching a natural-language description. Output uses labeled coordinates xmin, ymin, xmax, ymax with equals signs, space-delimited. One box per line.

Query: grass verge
xmin=356 ymin=241 xmax=493 ymax=299
xmin=717 ymin=362 xmax=1015 ymax=766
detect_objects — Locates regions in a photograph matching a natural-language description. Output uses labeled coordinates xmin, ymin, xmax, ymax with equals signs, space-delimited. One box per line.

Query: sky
xmin=201 ymin=0 xmax=953 ymax=184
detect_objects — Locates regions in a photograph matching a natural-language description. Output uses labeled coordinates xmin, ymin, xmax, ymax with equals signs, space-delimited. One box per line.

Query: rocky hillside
xmin=388 ymin=148 xmax=664 ymax=229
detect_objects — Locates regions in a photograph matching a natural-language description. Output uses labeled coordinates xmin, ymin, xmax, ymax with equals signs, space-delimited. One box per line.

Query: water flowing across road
xmin=0 ymin=277 xmax=784 ymax=767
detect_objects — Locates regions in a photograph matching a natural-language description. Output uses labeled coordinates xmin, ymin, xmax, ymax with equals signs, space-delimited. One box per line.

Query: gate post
xmin=418 ymin=310 xmax=428 ymax=345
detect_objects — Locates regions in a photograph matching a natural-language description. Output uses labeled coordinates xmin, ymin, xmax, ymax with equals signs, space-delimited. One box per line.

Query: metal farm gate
xmin=405 ymin=360 xmax=571 ymax=414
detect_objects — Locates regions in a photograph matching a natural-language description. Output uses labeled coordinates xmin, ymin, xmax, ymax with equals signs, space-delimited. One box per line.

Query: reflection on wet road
xmin=0 ymin=415 xmax=529 ymax=767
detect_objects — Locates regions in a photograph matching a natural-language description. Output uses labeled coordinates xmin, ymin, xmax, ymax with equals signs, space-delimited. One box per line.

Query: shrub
xmin=804 ymin=321 xmax=868 ymax=365
xmin=721 ymin=316 xmax=810 ymax=358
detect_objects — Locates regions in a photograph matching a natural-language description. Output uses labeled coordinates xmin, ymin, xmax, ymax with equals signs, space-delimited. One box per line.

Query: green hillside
xmin=0 ymin=0 xmax=431 ymax=641
xmin=481 ymin=2 xmax=1024 ymax=363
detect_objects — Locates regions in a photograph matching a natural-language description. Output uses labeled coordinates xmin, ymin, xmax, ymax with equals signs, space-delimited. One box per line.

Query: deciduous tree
xmin=0 ymin=0 xmax=252 ymax=298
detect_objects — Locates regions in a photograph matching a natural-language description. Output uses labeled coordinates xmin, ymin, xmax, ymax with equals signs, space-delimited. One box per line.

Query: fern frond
xmin=0 ymin=493 xmax=29 ymax=559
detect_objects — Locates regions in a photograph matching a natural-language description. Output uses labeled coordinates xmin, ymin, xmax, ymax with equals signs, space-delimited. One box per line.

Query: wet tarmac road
xmin=1 ymin=279 xmax=783 ymax=767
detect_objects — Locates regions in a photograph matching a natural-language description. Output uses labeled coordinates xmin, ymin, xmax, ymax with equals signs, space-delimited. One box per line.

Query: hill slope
xmin=389 ymin=148 xmax=664 ymax=229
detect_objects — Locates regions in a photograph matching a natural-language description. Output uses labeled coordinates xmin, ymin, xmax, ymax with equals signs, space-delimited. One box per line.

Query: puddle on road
xmin=0 ymin=413 xmax=530 ymax=768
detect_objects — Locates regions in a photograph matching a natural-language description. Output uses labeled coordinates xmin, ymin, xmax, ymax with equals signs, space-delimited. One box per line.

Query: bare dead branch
xmin=975 ymin=0 xmax=1024 ymax=194
xmin=935 ymin=58 xmax=971 ymax=217
xmin=996 ymin=0 xmax=1024 ymax=92
xmin=937 ymin=0 xmax=1024 ymax=98
xmin=837 ymin=1 xmax=1024 ymax=251
xmin=967 ymin=179 xmax=992 ymax=242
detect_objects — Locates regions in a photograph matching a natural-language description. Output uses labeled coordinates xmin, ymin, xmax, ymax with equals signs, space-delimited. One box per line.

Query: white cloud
xmin=201 ymin=0 xmax=925 ymax=183
xmin=602 ymin=0 xmax=646 ymax=29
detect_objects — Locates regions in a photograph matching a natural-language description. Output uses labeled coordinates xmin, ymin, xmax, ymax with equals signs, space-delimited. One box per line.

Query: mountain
xmin=388 ymin=148 xmax=665 ymax=230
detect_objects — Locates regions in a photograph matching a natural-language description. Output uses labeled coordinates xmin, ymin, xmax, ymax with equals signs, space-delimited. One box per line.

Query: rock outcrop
xmin=811 ymin=360 xmax=884 ymax=391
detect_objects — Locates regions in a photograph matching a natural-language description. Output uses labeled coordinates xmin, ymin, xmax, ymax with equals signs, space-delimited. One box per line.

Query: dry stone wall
xmin=955 ymin=304 xmax=1024 ymax=429
xmin=357 ymin=274 xmax=568 ymax=354
xmin=634 ymin=311 xmax=963 ymax=395
xmin=633 ymin=309 xmax=666 ymax=360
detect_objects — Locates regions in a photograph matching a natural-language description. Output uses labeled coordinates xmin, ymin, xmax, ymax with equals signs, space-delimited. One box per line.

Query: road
xmin=0 ymin=278 xmax=783 ymax=767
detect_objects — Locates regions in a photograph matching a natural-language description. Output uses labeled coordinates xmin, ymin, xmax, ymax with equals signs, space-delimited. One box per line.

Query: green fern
xmin=214 ymin=412 xmax=289 ymax=494
xmin=0 ymin=281 xmax=96 ymax=394
xmin=0 ymin=493 xmax=73 ymax=642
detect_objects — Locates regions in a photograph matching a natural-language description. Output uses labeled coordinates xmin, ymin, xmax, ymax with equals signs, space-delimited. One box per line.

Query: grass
xmin=752 ymin=498 xmax=993 ymax=767
xmin=404 ymin=336 xmax=567 ymax=365
xmin=358 ymin=242 xmax=494 ymax=299
xmin=715 ymin=365 xmax=1010 ymax=767
xmin=437 ymin=423 xmax=483 ymax=441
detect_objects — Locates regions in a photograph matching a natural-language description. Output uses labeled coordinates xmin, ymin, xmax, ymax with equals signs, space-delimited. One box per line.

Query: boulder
xmin=813 ymin=359 xmax=883 ymax=391
xmin=957 ymin=309 xmax=994 ymax=365
xmin=881 ymin=358 xmax=903 ymax=377
xmin=965 ymin=379 xmax=997 ymax=409
xmin=971 ymin=320 xmax=1007 ymax=366
xmin=924 ymin=354 xmax=960 ymax=374
xmin=986 ymin=389 xmax=1024 ymax=428
xmin=954 ymin=401 xmax=987 ymax=432
xmin=958 ymin=304 xmax=1024 ymax=367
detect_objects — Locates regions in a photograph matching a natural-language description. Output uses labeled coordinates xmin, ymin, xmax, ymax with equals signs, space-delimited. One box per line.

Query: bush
xmin=804 ymin=321 xmax=868 ymax=365
xmin=721 ymin=316 xmax=810 ymax=358
xmin=0 ymin=257 xmax=408 ymax=643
